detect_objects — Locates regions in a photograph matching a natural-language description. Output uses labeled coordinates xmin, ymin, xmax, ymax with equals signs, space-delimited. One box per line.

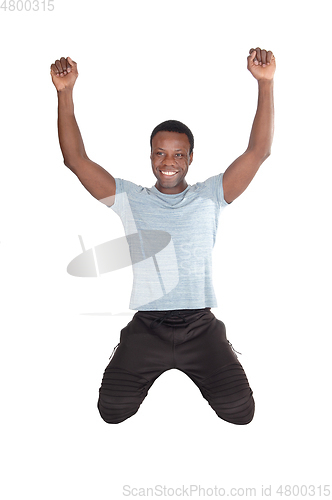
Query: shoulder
xmin=190 ymin=173 xmax=229 ymax=207
xmin=111 ymin=178 xmax=149 ymax=212
xmin=113 ymin=178 xmax=143 ymax=194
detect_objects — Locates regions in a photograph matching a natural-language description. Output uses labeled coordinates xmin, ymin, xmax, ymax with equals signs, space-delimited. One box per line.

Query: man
xmin=51 ymin=47 xmax=275 ymax=424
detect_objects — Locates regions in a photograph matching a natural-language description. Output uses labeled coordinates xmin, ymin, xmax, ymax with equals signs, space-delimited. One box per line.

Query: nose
xmin=162 ymin=153 xmax=174 ymax=166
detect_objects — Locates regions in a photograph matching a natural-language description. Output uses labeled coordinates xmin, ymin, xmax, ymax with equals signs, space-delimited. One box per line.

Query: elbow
xmin=255 ymin=147 xmax=271 ymax=163
xmin=247 ymin=147 xmax=271 ymax=163
xmin=63 ymin=158 xmax=71 ymax=168
xmin=63 ymin=158 xmax=76 ymax=173
xmin=263 ymin=149 xmax=271 ymax=161
xmin=63 ymin=153 xmax=88 ymax=171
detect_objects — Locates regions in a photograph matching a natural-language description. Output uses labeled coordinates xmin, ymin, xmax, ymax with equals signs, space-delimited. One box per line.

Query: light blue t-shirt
xmin=110 ymin=173 xmax=229 ymax=311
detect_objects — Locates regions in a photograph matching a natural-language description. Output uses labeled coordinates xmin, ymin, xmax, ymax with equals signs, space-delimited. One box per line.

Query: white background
xmin=1 ymin=0 xmax=331 ymax=498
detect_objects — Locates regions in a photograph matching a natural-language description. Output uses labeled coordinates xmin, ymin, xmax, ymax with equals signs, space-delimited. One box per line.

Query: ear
xmin=189 ymin=151 xmax=193 ymax=165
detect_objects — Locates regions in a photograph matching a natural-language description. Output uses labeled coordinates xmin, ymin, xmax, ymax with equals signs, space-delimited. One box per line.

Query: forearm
xmin=57 ymin=89 xmax=88 ymax=168
xmin=247 ymin=79 xmax=274 ymax=159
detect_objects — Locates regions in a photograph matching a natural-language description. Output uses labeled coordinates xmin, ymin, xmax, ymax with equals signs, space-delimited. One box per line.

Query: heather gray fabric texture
xmin=110 ymin=173 xmax=229 ymax=310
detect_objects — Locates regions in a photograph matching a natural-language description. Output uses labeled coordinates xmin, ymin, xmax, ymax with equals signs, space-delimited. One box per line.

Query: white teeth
xmin=161 ymin=171 xmax=177 ymax=176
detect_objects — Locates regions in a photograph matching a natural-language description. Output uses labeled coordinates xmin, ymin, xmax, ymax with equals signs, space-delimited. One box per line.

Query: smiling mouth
xmin=160 ymin=170 xmax=178 ymax=177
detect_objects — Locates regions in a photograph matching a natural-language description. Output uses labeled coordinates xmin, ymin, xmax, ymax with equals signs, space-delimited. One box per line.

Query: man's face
xmin=150 ymin=131 xmax=193 ymax=194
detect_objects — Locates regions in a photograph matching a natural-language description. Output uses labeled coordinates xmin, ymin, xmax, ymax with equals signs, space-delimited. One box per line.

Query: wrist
xmin=57 ymin=86 xmax=74 ymax=95
xmin=57 ymin=87 xmax=74 ymax=112
xmin=257 ymin=78 xmax=274 ymax=85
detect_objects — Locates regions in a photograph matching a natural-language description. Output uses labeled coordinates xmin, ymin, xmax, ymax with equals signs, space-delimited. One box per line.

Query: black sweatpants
xmin=98 ymin=308 xmax=255 ymax=424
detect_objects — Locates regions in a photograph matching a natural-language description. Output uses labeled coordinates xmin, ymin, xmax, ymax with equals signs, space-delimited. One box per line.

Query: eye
xmin=175 ymin=153 xmax=183 ymax=157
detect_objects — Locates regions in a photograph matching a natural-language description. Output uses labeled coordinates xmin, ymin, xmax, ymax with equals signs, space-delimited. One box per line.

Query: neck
xmin=154 ymin=180 xmax=188 ymax=194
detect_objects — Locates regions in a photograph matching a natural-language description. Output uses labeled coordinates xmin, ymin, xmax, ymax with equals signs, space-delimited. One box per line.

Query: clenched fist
xmin=50 ymin=56 xmax=78 ymax=92
xmin=247 ymin=48 xmax=276 ymax=81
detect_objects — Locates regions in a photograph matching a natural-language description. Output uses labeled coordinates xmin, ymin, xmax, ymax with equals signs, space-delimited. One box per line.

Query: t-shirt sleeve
xmin=108 ymin=178 xmax=123 ymax=212
xmin=204 ymin=173 xmax=229 ymax=208
xmin=108 ymin=178 xmax=143 ymax=215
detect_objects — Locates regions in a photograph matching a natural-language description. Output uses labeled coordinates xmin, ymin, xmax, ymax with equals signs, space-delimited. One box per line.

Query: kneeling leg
xmin=200 ymin=362 xmax=255 ymax=425
xmin=98 ymin=366 xmax=152 ymax=424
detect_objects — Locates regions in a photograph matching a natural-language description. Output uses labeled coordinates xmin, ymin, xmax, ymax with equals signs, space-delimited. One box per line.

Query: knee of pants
xmin=97 ymin=394 xmax=140 ymax=424
xmin=200 ymin=363 xmax=255 ymax=425
xmin=97 ymin=367 xmax=150 ymax=424
xmin=213 ymin=392 xmax=255 ymax=425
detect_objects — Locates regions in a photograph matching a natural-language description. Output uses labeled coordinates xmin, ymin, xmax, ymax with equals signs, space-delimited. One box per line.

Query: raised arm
xmin=222 ymin=47 xmax=275 ymax=204
xmin=50 ymin=57 xmax=116 ymax=206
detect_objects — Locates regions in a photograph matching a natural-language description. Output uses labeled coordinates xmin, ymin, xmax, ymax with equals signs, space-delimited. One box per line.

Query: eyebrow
xmin=157 ymin=148 xmax=184 ymax=151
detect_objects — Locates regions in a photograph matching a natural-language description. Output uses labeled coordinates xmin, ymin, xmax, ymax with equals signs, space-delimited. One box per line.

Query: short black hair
xmin=150 ymin=120 xmax=194 ymax=155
